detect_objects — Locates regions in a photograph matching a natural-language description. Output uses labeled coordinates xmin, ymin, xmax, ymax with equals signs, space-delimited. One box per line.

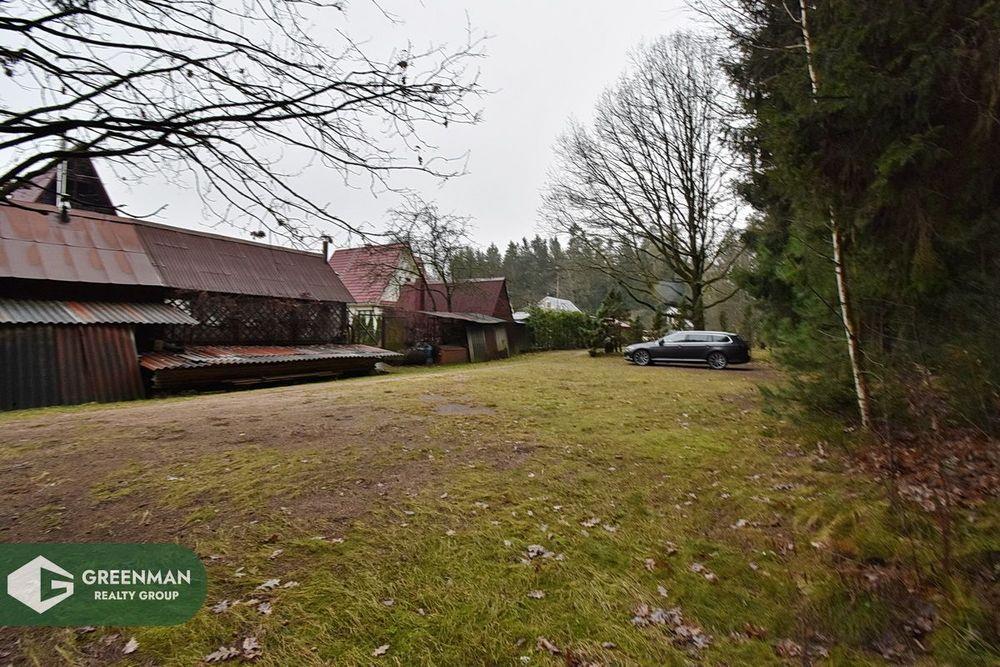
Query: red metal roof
xmin=328 ymin=244 xmax=407 ymax=304
xmin=136 ymin=224 xmax=352 ymax=302
xmin=0 ymin=298 xmax=198 ymax=325
xmin=0 ymin=204 xmax=163 ymax=286
xmin=0 ymin=203 xmax=353 ymax=303
xmin=140 ymin=343 xmax=399 ymax=371
xmin=426 ymin=278 xmax=513 ymax=320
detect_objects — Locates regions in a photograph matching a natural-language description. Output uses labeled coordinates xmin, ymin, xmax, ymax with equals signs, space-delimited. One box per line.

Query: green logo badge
xmin=0 ymin=544 xmax=206 ymax=626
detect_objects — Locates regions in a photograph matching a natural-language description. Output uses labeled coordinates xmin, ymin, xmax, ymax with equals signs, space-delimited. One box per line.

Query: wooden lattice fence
xmin=162 ymin=292 xmax=348 ymax=345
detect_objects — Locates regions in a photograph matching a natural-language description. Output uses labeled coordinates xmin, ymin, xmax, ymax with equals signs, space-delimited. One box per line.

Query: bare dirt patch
xmin=433 ymin=402 xmax=496 ymax=416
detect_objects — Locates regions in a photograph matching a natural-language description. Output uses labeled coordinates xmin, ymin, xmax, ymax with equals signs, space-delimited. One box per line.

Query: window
xmin=684 ymin=333 xmax=712 ymax=342
xmin=711 ymin=334 xmax=731 ymax=343
xmin=664 ymin=332 xmax=685 ymax=342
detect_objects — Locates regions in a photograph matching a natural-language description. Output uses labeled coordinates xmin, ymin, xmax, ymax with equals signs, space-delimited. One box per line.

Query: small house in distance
xmin=327 ymin=243 xmax=431 ymax=345
xmin=513 ymin=295 xmax=584 ymax=322
xmin=537 ymin=296 xmax=582 ymax=313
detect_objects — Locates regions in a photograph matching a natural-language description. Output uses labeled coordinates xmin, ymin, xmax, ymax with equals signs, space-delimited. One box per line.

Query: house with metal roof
xmin=421 ymin=277 xmax=523 ymax=362
xmin=1 ymin=168 xmax=396 ymax=410
xmin=327 ymin=243 xmax=434 ymax=348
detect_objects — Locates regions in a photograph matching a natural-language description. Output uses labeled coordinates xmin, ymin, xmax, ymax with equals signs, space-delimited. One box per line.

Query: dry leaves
xmin=535 ymin=636 xmax=560 ymax=655
xmin=631 ymin=604 xmax=711 ymax=650
xmin=204 ymin=637 xmax=261 ymax=663
xmin=372 ymin=643 xmax=390 ymax=657
xmin=689 ymin=562 xmax=718 ymax=582
xmin=122 ymin=637 xmax=139 ymax=654
xmin=527 ymin=589 xmax=545 ymax=599
xmin=774 ymin=638 xmax=802 ymax=658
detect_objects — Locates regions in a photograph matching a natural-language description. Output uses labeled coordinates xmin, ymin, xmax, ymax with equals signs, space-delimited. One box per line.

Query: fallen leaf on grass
xmin=689 ymin=562 xmax=717 ymax=582
xmin=631 ymin=604 xmax=712 ymax=649
xmin=204 ymin=646 xmax=241 ymax=662
xmin=381 ymin=598 xmax=395 ymax=607
xmin=76 ymin=626 xmax=96 ymax=634
xmin=581 ymin=517 xmax=600 ymax=528
xmin=527 ymin=590 xmax=545 ymax=599
xmin=372 ymin=643 xmax=390 ymax=657
xmin=644 ymin=558 xmax=656 ymax=572
xmin=536 ymin=636 xmax=560 ymax=655
xmin=281 ymin=580 xmax=299 ymax=589
xmin=257 ymin=601 xmax=272 ymax=615
xmin=267 ymin=549 xmax=283 ymax=560
xmin=601 ymin=642 xmax=617 ymax=649
xmin=241 ymin=636 xmax=262 ymax=660
xmin=663 ymin=541 xmax=678 ymax=556
xmin=657 ymin=585 xmax=668 ymax=597
xmin=731 ymin=519 xmax=748 ymax=529
xmin=525 ymin=544 xmax=553 ymax=559
xmin=122 ymin=637 xmax=139 ymax=654
xmin=774 ymin=638 xmax=802 ymax=658
xmin=211 ymin=599 xmax=233 ymax=614
xmin=256 ymin=578 xmax=280 ymax=591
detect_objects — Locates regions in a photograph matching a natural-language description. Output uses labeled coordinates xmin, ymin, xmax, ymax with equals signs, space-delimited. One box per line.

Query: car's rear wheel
xmin=633 ymin=349 xmax=651 ymax=366
xmin=707 ymin=351 xmax=728 ymax=370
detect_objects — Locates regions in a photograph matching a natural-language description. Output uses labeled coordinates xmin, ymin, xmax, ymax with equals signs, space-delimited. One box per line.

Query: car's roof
xmin=672 ymin=330 xmax=740 ymax=336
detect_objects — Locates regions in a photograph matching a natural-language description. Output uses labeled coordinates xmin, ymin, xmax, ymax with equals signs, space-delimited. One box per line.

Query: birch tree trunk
xmin=798 ymin=0 xmax=874 ymax=430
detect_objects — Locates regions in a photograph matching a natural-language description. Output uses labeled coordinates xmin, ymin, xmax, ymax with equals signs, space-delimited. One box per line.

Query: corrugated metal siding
xmin=0 ymin=325 xmax=144 ymax=410
xmin=0 ymin=299 xmax=198 ymax=325
xmin=136 ymin=225 xmax=353 ymax=302
xmin=0 ymin=205 xmax=163 ymax=286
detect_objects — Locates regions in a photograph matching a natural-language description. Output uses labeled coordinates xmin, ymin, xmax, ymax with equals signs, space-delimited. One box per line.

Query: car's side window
xmin=711 ymin=334 xmax=731 ymax=343
xmin=665 ymin=332 xmax=684 ymax=342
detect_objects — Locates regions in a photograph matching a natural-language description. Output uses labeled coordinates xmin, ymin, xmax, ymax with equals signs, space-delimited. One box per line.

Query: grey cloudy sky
xmin=96 ymin=0 xmax=695 ymax=250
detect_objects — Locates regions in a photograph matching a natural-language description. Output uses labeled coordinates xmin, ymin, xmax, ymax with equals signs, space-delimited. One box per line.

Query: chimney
xmin=56 ymin=158 xmax=71 ymax=222
xmin=321 ymin=235 xmax=331 ymax=261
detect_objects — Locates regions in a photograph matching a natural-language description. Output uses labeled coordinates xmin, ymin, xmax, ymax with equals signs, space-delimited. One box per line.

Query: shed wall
xmin=0 ymin=324 xmax=143 ymax=410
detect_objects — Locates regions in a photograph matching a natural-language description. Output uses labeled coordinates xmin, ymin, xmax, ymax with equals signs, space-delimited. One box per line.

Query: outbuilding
xmin=1 ymin=166 xmax=397 ymax=409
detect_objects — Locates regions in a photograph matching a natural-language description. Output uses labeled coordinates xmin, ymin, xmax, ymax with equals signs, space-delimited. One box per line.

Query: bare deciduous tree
xmin=543 ymin=32 xmax=741 ymax=329
xmin=386 ymin=195 xmax=472 ymax=311
xmin=0 ymin=0 xmax=482 ymax=243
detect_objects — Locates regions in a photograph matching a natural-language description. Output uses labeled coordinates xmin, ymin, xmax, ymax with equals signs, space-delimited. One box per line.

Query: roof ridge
xmin=3 ymin=202 xmax=326 ymax=259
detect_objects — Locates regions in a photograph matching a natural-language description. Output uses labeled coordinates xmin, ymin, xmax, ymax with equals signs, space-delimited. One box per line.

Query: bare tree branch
xmin=0 ymin=0 xmax=484 ymax=242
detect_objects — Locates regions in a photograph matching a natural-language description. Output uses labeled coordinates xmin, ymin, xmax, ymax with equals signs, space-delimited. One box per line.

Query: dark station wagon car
xmin=623 ymin=331 xmax=750 ymax=370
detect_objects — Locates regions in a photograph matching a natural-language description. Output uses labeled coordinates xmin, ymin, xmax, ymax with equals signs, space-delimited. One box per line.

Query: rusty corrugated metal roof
xmin=425 ymin=278 xmax=514 ymax=320
xmin=0 ymin=203 xmax=353 ymax=302
xmin=0 ymin=298 xmax=198 ymax=325
xmin=140 ymin=343 xmax=400 ymax=371
xmin=0 ymin=204 xmax=164 ymax=286
xmin=328 ymin=244 xmax=407 ymax=303
xmin=136 ymin=224 xmax=353 ymax=302
xmin=419 ymin=310 xmax=508 ymax=325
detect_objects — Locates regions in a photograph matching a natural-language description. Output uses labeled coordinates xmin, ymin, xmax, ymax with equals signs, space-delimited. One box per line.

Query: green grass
xmin=6 ymin=352 xmax=997 ymax=665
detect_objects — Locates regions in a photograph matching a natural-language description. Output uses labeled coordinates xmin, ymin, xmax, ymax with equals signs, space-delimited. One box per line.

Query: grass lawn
xmin=0 ymin=351 xmax=995 ymax=665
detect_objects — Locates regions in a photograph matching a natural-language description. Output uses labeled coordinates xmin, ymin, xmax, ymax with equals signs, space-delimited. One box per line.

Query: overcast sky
xmin=94 ymin=0 xmax=695 ymax=251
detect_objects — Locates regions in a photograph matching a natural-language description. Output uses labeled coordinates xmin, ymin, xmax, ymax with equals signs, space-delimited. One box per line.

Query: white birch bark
xmin=798 ymin=0 xmax=874 ymax=430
